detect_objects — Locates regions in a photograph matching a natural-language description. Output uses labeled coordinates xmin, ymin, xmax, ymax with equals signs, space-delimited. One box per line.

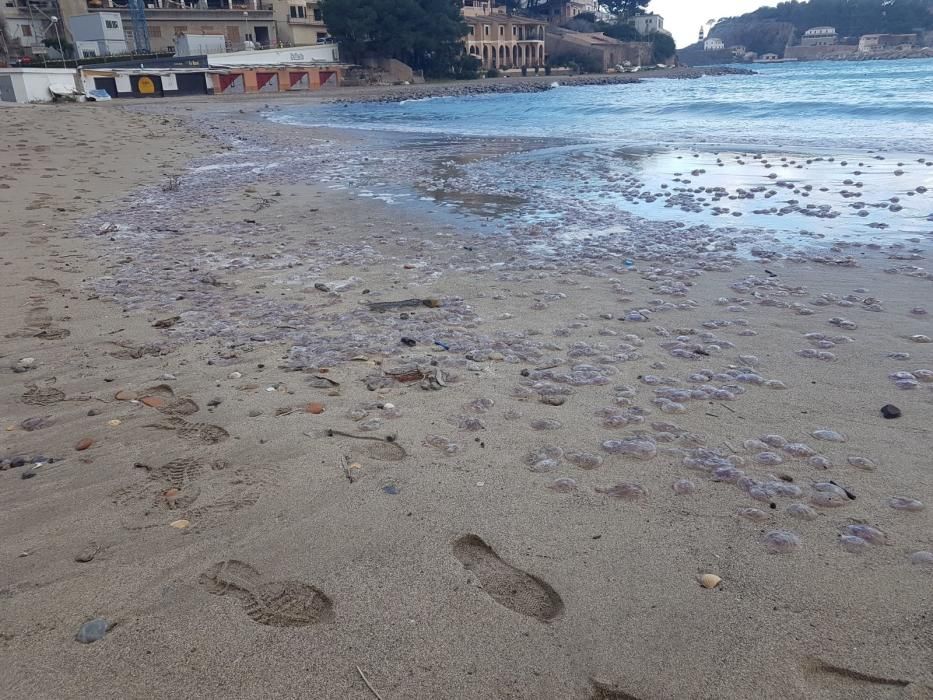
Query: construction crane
xmin=127 ymin=0 xmax=150 ymax=53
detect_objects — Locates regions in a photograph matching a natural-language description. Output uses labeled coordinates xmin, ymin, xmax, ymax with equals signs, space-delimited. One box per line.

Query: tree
xmin=603 ymin=0 xmax=651 ymax=19
xmin=320 ymin=0 xmax=470 ymax=77
xmin=650 ymin=31 xmax=675 ymax=63
xmin=599 ymin=22 xmax=641 ymax=41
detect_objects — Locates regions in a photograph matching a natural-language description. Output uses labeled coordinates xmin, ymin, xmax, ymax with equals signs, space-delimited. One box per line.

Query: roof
xmin=463 ymin=13 xmax=547 ymax=26
xmin=804 ymin=26 xmax=836 ymax=34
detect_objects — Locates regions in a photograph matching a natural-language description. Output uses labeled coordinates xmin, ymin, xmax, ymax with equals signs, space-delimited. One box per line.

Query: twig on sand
xmin=356 ymin=665 xmax=385 ymax=700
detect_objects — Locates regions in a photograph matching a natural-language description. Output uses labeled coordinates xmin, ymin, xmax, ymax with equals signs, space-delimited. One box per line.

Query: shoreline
xmin=323 ymin=66 xmax=755 ymax=104
xmin=1 ymin=92 xmax=932 ymax=699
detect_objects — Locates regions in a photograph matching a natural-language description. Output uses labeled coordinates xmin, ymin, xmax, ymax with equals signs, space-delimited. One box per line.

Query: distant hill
xmin=679 ymin=0 xmax=933 ymax=62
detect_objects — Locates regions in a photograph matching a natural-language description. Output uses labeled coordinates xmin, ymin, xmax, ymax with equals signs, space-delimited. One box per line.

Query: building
xmin=58 ymin=0 xmax=278 ymax=54
xmin=0 ymin=0 xmax=59 ymax=61
xmin=542 ymin=0 xmax=598 ymax=25
xmin=800 ymin=26 xmax=837 ymax=46
xmin=69 ymin=11 xmax=128 ymax=57
xmin=631 ymin=13 xmax=669 ymax=37
xmin=703 ymin=37 xmax=724 ymax=51
xmin=461 ymin=0 xmax=546 ymax=70
xmin=0 ymin=66 xmax=78 ymax=100
xmin=80 ymin=44 xmax=344 ymax=96
xmin=859 ymin=33 xmax=916 ymax=52
xmin=547 ymin=25 xmax=651 ymax=71
xmin=272 ymin=0 xmax=329 ymax=48
xmin=759 ymin=52 xmax=779 ymax=61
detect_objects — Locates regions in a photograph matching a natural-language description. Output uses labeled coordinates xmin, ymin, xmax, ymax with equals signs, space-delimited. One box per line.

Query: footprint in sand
xmin=589 ymin=679 xmax=642 ymax=700
xmin=21 ymin=385 xmax=66 ymax=406
xmin=112 ymin=458 xmax=266 ymax=530
xmin=199 ymin=560 xmax=334 ymax=627
xmin=148 ymin=417 xmax=230 ymax=444
xmin=452 ymin=534 xmax=564 ymax=622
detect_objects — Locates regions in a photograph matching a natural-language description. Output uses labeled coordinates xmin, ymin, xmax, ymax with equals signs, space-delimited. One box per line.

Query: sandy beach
xmin=0 ymin=93 xmax=931 ymax=700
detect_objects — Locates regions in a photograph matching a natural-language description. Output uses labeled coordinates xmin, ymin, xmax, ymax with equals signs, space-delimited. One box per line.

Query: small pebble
xmin=75 ymin=618 xmax=110 ymax=644
xmin=880 ymin=404 xmax=901 ymax=419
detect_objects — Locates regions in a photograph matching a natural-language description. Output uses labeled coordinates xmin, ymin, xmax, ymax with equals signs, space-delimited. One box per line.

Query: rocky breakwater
xmin=326 ymin=66 xmax=755 ymax=105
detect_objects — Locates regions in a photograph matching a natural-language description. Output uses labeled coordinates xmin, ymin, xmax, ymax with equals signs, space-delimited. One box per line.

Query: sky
xmin=649 ymin=0 xmax=780 ymax=48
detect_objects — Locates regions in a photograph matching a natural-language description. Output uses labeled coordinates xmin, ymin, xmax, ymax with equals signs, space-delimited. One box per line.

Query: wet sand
xmin=0 ymin=98 xmax=931 ymax=700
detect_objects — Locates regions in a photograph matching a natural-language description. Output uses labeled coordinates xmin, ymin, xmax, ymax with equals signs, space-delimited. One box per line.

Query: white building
xmin=68 ymin=12 xmax=128 ymax=57
xmin=704 ymin=37 xmax=724 ymax=51
xmin=205 ymin=43 xmax=338 ymax=66
xmin=801 ymin=26 xmax=837 ymax=46
xmin=632 ymin=14 xmax=669 ymax=37
xmin=0 ymin=67 xmax=79 ymax=102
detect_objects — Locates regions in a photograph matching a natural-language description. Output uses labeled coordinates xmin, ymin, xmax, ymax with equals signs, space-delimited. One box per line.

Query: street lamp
xmin=242 ymin=11 xmax=248 ymax=50
xmin=49 ymin=16 xmax=67 ymax=67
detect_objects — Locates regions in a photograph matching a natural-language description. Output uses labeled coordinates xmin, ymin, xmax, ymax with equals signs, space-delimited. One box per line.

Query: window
xmin=149 ymin=26 xmax=162 ymax=37
xmin=289 ymin=5 xmax=305 ymax=17
xmin=512 ymin=26 xmax=516 ymax=36
xmin=468 ymin=26 xmax=474 ymax=35
xmin=20 ymin=24 xmax=32 ymax=36
xmin=316 ymin=31 xmax=326 ymax=41
xmin=498 ymin=25 xmax=503 ymax=37
xmin=313 ymin=8 xmax=321 ymax=21
xmin=105 ymin=20 xmax=119 ymax=29
xmin=174 ymin=26 xmax=187 ymax=35
xmin=484 ymin=25 xmax=489 ymax=36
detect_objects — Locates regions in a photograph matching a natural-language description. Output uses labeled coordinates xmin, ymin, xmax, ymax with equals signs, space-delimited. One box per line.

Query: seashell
xmin=114 ymin=390 xmax=137 ymax=401
xmin=698 ymin=574 xmax=722 ymax=589
xmin=107 ymin=419 xmax=121 ymax=427
xmin=169 ymin=519 xmax=190 ymax=529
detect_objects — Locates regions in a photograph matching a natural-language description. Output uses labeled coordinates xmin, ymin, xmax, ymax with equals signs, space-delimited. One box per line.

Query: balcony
xmin=286 ymin=15 xmax=324 ymax=26
xmin=88 ymin=0 xmax=273 ymax=12
xmin=87 ymin=3 xmax=273 ymax=20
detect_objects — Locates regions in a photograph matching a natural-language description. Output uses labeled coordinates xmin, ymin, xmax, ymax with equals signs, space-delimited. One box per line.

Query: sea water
xmin=272 ymin=59 xmax=933 ymax=242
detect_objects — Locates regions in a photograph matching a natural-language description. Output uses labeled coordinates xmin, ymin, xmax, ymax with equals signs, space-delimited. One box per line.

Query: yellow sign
xmin=138 ymin=76 xmax=155 ymax=94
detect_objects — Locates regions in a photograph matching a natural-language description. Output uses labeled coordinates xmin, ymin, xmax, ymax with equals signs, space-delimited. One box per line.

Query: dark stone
xmin=400 ymin=337 xmax=416 ymax=347
xmin=881 ymin=404 xmax=901 ymax=419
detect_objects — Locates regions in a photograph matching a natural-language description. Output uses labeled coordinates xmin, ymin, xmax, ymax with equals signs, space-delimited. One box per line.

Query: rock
xmin=247 ymin=409 xmax=262 ymax=417
xmin=114 ymin=390 xmax=137 ymax=401
xmin=881 ymin=404 xmax=901 ymax=419
xmin=20 ymin=416 xmax=52 ymax=431
xmin=75 ymin=543 xmax=99 ymax=563
xmin=76 ymin=618 xmax=110 ymax=643
xmin=306 ymin=402 xmax=325 ymax=414
xmin=75 ymin=438 xmax=94 ymax=451
xmin=140 ymin=396 xmax=165 ymax=408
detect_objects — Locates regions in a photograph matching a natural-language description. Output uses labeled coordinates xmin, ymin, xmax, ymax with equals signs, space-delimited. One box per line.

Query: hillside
xmin=679 ymin=0 xmax=933 ymax=62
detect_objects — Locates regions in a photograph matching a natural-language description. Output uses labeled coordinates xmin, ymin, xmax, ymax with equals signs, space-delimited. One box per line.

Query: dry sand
xmin=0 ymin=98 xmax=931 ymax=700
